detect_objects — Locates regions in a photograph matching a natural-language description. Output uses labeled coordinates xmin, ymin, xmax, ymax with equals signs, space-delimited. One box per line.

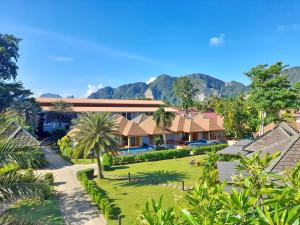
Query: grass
xmin=95 ymin=178 xmax=185 ymax=225
xmin=104 ymin=155 xmax=204 ymax=186
xmin=6 ymin=195 xmax=64 ymax=225
xmin=93 ymin=155 xmax=204 ymax=224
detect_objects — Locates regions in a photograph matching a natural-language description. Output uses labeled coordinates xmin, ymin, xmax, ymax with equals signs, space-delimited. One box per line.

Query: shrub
xmin=44 ymin=172 xmax=54 ymax=185
xmin=78 ymin=168 xmax=94 ymax=180
xmin=102 ymin=153 xmax=113 ymax=171
xmin=76 ymin=169 xmax=114 ymax=219
xmin=57 ymin=135 xmax=73 ymax=159
xmin=105 ymin=204 xmax=113 ymax=218
xmin=113 ymin=144 xmax=228 ymax=165
xmin=100 ymin=198 xmax=109 ymax=210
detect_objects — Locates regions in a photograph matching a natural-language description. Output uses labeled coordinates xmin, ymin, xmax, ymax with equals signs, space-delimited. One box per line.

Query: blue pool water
xmin=119 ymin=146 xmax=154 ymax=155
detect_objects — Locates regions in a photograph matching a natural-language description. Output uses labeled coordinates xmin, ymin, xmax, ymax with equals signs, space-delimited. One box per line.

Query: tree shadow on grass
xmin=106 ymin=165 xmax=129 ymax=171
xmin=118 ymin=170 xmax=188 ymax=187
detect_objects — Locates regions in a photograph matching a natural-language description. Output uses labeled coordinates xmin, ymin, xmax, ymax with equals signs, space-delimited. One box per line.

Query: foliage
xmin=57 ymin=135 xmax=73 ymax=159
xmin=153 ymin=106 xmax=175 ymax=146
xmin=215 ymin=96 xmax=258 ymax=138
xmin=194 ymin=95 xmax=221 ymax=112
xmin=72 ymin=112 xmax=119 ymax=178
xmin=154 ymin=135 xmax=162 ymax=148
xmin=76 ymin=169 xmax=115 ymax=219
xmin=113 ymin=144 xmax=228 ymax=165
xmin=50 ymin=128 xmax=66 ymax=145
xmin=102 ymin=153 xmax=113 ymax=171
xmin=0 ymin=33 xmax=33 ymax=110
xmin=246 ymin=62 xmax=298 ymax=130
xmin=173 ymin=77 xmax=199 ymax=112
xmin=139 ymin=152 xmax=300 ymax=225
xmin=139 ymin=196 xmax=178 ymax=225
xmin=44 ymin=172 xmax=54 ymax=185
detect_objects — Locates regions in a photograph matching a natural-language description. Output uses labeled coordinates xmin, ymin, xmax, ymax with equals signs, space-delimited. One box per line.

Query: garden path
xmin=41 ymin=148 xmax=105 ymax=225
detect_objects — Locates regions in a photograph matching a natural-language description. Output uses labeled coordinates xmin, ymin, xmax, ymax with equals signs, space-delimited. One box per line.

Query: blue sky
xmin=0 ymin=0 xmax=300 ymax=97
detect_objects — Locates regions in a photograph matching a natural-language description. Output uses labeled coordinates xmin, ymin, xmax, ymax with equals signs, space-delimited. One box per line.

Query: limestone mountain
xmin=88 ymin=73 xmax=246 ymax=103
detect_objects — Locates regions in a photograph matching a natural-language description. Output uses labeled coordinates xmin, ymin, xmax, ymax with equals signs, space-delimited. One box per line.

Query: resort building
xmin=37 ymin=97 xmax=226 ymax=147
xmin=35 ymin=97 xmax=177 ymax=132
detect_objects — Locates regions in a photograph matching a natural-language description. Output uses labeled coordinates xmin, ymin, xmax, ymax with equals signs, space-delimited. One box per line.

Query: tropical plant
xmin=72 ymin=112 xmax=119 ymax=178
xmin=102 ymin=153 xmax=113 ymax=171
xmin=139 ymin=152 xmax=300 ymax=225
xmin=153 ymin=106 xmax=175 ymax=147
xmin=45 ymin=100 xmax=74 ymax=128
xmin=57 ymin=135 xmax=73 ymax=159
xmin=0 ymin=111 xmax=51 ymax=223
xmin=139 ymin=196 xmax=178 ymax=225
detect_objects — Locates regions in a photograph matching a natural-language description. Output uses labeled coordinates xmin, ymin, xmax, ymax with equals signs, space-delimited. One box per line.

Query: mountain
xmin=40 ymin=93 xmax=62 ymax=98
xmin=88 ymin=73 xmax=246 ymax=103
xmin=285 ymin=66 xmax=300 ymax=84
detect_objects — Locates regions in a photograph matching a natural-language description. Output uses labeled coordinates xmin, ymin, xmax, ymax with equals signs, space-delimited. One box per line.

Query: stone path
xmin=41 ymin=148 xmax=106 ymax=225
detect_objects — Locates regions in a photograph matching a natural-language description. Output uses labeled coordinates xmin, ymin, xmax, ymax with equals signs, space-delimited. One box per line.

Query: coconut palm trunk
xmin=163 ymin=129 xmax=167 ymax=147
xmin=95 ymin=150 xmax=104 ymax=179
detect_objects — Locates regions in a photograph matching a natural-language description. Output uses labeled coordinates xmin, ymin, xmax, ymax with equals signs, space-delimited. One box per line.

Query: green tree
xmin=72 ymin=112 xmax=119 ymax=178
xmin=0 ymin=33 xmax=32 ymax=110
xmin=45 ymin=100 xmax=74 ymax=127
xmin=194 ymin=95 xmax=221 ymax=112
xmin=245 ymin=62 xmax=298 ymax=135
xmin=215 ymin=96 xmax=256 ymax=139
xmin=173 ymin=77 xmax=199 ymax=113
xmin=153 ymin=106 xmax=175 ymax=147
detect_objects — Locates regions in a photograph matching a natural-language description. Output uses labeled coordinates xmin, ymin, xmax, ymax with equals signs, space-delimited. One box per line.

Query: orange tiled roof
xmin=122 ymin=121 xmax=148 ymax=136
xmin=193 ymin=114 xmax=225 ymax=131
xmin=168 ymin=115 xmax=185 ymax=132
xmin=139 ymin=116 xmax=168 ymax=135
xmin=183 ymin=118 xmax=205 ymax=133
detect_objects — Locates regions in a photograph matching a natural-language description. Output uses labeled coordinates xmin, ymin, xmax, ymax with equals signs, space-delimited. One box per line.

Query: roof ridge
xmin=266 ymin=134 xmax=300 ymax=172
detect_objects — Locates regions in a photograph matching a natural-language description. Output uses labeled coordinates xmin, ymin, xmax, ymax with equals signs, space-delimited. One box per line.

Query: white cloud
xmin=49 ymin=55 xmax=73 ymax=62
xmin=277 ymin=24 xmax=300 ymax=32
xmin=146 ymin=77 xmax=157 ymax=84
xmin=209 ymin=33 xmax=225 ymax=46
xmin=86 ymin=84 xmax=103 ymax=97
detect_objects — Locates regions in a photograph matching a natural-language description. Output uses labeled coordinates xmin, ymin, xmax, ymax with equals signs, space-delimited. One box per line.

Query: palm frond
xmin=0 ymin=213 xmax=38 ymax=225
xmin=0 ymin=170 xmax=51 ymax=201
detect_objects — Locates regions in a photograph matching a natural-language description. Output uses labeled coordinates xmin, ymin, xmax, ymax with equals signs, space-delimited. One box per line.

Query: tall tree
xmin=45 ymin=100 xmax=74 ymax=127
xmin=72 ymin=112 xmax=119 ymax=178
xmin=215 ymin=96 xmax=257 ymax=139
xmin=173 ymin=77 xmax=198 ymax=113
xmin=0 ymin=33 xmax=32 ymax=110
xmin=153 ymin=106 xmax=175 ymax=147
xmin=245 ymin=62 xmax=297 ymax=135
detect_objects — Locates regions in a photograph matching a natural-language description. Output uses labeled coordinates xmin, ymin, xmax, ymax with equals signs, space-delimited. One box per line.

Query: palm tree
xmin=45 ymin=100 xmax=74 ymax=128
xmin=72 ymin=112 xmax=119 ymax=178
xmin=153 ymin=106 xmax=175 ymax=147
xmin=0 ymin=110 xmax=51 ymax=223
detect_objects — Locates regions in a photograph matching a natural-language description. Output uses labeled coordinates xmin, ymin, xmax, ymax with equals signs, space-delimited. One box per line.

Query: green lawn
xmin=6 ymin=195 xmax=64 ymax=225
xmin=94 ymin=155 xmax=204 ymax=224
xmin=95 ymin=178 xmax=185 ymax=225
xmin=104 ymin=155 xmax=203 ymax=186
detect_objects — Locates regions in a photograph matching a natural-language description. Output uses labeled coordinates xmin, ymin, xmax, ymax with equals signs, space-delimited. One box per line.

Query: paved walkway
xmin=41 ymin=148 xmax=106 ymax=225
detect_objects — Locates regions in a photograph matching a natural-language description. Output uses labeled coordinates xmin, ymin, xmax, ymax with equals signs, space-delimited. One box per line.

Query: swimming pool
xmin=119 ymin=146 xmax=154 ymax=155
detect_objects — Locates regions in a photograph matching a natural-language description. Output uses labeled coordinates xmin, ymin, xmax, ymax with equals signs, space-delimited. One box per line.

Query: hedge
xmin=77 ymin=169 xmax=114 ymax=219
xmin=113 ymin=144 xmax=228 ymax=165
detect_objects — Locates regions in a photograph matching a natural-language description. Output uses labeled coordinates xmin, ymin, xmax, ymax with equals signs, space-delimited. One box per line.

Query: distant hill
xmin=40 ymin=93 xmax=62 ymax=98
xmin=285 ymin=66 xmax=300 ymax=84
xmin=88 ymin=73 xmax=246 ymax=103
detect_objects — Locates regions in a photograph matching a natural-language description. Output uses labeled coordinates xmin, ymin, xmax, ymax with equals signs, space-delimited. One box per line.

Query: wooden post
xmin=128 ymin=172 xmax=131 ymax=182
xmin=182 ymin=181 xmax=185 ymax=191
xmin=188 ymin=133 xmax=192 ymax=142
xmin=118 ymin=215 xmax=122 ymax=225
xmin=208 ymin=132 xmax=211 ymax=141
